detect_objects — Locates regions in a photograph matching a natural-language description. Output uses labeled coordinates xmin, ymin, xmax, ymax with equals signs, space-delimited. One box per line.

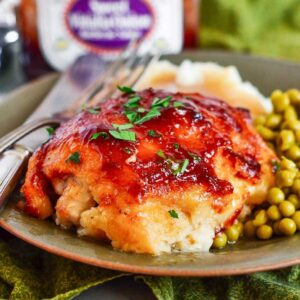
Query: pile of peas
xmin=213 ymin=89 xmax=300 ymax=249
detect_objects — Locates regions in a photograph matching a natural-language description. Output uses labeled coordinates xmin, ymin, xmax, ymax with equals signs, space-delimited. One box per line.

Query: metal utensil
xmin=0 ymin=40 xmax=159 ymax=210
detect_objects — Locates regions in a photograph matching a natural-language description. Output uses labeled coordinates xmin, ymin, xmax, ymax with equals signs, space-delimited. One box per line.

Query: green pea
xmin=236 ymin=222 xmax=244 ymax=236
xmin=213 ymin=232 xmax=227 ymax=249
xmin=278 ymin=218 xmax=297 ymax=235
xmin=225 ymin=226 xmax=240 ymax=243
xmin=273 ymin=220 xmax=282 ymax=235
xmin=267 ymin=205 xmax=282 ymax=221
xmin=267 ymin=187 xmax=285 ymax=204
xmin=272 ymin=93 xmax=290 ymax=113
xmin=279 ymin=201 xmax=296 ymax=217
xmin=287 ymin=194 xmax=300 ymax=209
xmin=256 ymin=125 xmax=276 ymax=141
xmin=256 ymin=225 xmax=273 ymax=240
xmin=285 ymin=119 xmax=300 ymax=131
xmin=265 ymin=114 xmax=282 ymax=129
xmin=277 ymin=130 xmax=295 ymax=151
xmin=285 ymin=145 xmax=300 ymax=161
xmin=292 ymin=179 xmax=300 ymax=196
xmin=295 ymin=130 xmax=300 ymax=144
xmin=244 ymin=220 xmax=256 ymax=238
xmin=253 ymin=210 xmax=268 ymax=226
xmin=284 ymin=106 xmax=298 ymax=123
xmin=292 ymin=211 xmax=300 ymax=230
xmin=287 ymin=89 xmax=300 ymax=105
xmin=280 ymin=157 xmax=297 ymax=170
xmin=254 ymin=115 xmax=266 ymax=126
xmin=276 ymin=170 xmax=296 ymax=187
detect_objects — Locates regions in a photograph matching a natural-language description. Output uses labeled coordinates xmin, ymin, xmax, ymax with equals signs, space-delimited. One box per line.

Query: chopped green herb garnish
xmin=171 ymin=158 xmax=189 ymax=176
xmin=168 ymin=210 xmax=179 ymax=219
xmin=156 ymin=150 xmax=166 ymax=159
xmin=90 ymin=132 xmax=108 ymax=140
xmin=173 ymin=101 xmax=184 ymax=108
xmin=147 ymin=130 xmax=161 ymax=138
xmin=124 ymin=96 xmax=141 ymax=108
xmin=134 ymin=108 xmax=161 ymax=125
xmin=117 ymin=85 xmax=135 ymax=94
xmin=125 ymin=110 xmax=139 ymax=123
xmin=188 ymin=152 xmax=200 ymax=161
xmin=174 ymin=143 xmax=180 ymax=150
xmin=180 ymin=159 xmax=189 ymax=174
xmin=271 ymin=160 xmax=281 ymax=172
xmin=109 ymin=130 xmax=136 ymax=141
xmin=152 ymin=96 xmax=172 ymax=108
xmin=81 ymin=103 xmax=101 ymax=114
xmin=112 ymin=123 xmax=134 ymax=130
xmin=87 ymin=107 xmax=101 ymax=114
xmin=66 ymin=151 xmax=80 ymax=164
xmin=46 ymin=127 xmax=55 ymax=136
xmin=123 ymin=147 xmax=133 ymax=154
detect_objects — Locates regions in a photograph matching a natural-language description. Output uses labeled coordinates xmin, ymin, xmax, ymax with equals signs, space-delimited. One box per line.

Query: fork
xmin=0 ymin=38 xmax=160 ymax=154
xmin=0 ymin=39 xmax=160 ymax=207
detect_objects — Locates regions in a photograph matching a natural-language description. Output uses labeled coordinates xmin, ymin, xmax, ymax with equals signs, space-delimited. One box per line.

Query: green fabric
xmin=1 ymin=230 xmax=300 ymax=300
xmin=201 ymin=0 xmax=300 ymax=61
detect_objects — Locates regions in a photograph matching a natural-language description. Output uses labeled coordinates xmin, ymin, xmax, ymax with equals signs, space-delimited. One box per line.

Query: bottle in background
xmin=17 ymin=0 xmax=200 ymax=79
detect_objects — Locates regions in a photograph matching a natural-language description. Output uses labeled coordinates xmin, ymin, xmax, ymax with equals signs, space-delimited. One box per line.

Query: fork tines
xmin=82 ymin=36 xmax=160 ymax=108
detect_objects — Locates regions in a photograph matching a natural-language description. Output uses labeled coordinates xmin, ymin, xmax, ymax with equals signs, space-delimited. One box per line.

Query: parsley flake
xmin=168 ymin=210 xmax=179 ymax=219
xmin=188 ymin=152 xmax=200 ymax=161
xmin=117 ymin=85 xmax=135 ymax=94
xmin=90 ymin=132 xmax=108 ymax=140
xmin=124 ymin=96 xmax=141 ymax=108
xmin=81 ymin=103 xmax=101 ymax=114
xmin=173 ymin=101 xmax=184 ymax=108
xmin=156 ymin=150 xmax=166 ymax=159
xmin=66 ymin=151 xmax=80 ymax=164
xmin=46 ymin=127 xmax=55 ymax=136
xmin=125 ymin=110 xmax=139 ymax=123
xmin=180 ymin=159 xmax=189 ymax=174
xmin=174 ymin=143 xmax=179 ymax=150
xmin=134 ymin=108 xmax=161 ymax=125
xmin=112 ymin=123 xmax=134 ymax=130
xmin=271 ymin=160 xmax=281 ymax=172
xmin=147 ymin=130 xmax=161 ymax=138
xmin=152 ymin=96 xmax=172 ymax=108
xmin=109 ymin=130 xmax=136 ymax=141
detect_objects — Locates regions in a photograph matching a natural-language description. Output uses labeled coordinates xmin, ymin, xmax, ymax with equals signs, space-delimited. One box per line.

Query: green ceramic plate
xmin=1 ymin=51 xmax=300 ymax=277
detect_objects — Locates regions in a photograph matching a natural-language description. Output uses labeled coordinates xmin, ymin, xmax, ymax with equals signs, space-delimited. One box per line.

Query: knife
xmin=0 ymin=54 xmax=109 ymax=209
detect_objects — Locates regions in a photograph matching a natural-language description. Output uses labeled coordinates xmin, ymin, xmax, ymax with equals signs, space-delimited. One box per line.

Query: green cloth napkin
xmin=201 ymin=0 xmax=300 ymax=61
xmin=1 ymin=229 xmax=300 ymax=300
xmin=2 ymin=0 xmax=300 ymax=299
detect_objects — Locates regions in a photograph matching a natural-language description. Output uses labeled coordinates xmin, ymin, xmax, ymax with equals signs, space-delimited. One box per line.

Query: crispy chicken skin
xmin=21 ymin=89 xmax=276 ymax=254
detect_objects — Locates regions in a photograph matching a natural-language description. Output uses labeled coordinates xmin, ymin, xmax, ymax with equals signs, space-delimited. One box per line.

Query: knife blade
xmin=0 ymin=54 xmax=108 ymax=208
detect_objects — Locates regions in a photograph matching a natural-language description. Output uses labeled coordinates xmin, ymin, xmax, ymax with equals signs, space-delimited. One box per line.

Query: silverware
xmin=0 ymin=39 xmax=160 ymax=210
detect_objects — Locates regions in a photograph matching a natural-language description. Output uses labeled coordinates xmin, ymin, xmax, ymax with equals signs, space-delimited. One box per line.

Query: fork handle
xmin=0 ymin=145 xmax=30 ymax=211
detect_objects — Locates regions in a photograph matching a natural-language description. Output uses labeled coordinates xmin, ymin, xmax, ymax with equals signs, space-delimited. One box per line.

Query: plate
xmin=1 ymin=51 xmax=300 ymax=277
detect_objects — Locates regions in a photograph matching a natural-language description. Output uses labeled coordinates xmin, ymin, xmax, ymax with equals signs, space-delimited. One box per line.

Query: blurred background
xmin=1 ymin=0 xmax=300 ymax=95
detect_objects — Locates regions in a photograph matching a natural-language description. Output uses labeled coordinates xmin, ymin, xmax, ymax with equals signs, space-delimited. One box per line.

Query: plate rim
xmin=1 ymin=219 xmax=300 ymax=277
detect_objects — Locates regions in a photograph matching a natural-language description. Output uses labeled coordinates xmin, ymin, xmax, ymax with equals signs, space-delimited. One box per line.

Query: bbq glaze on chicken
xmin=21 ymin=89 xmax=276 ymax=254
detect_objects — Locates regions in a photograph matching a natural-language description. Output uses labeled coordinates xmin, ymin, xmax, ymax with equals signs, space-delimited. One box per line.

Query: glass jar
xmin=18 ymin=0 xmax=200 ymax=79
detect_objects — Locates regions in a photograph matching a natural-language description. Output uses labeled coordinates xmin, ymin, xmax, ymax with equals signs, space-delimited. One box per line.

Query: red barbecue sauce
xmin=41 ymin=89 xmax=261 ymax=205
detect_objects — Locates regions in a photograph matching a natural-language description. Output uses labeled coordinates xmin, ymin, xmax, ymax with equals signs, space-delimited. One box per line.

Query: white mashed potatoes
xmin=137 ymin=59 xmax=271 ymax=116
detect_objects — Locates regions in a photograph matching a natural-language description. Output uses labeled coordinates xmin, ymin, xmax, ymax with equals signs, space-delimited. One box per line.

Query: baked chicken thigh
xmin=21 ymin=89 xmax=276 ymax=254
